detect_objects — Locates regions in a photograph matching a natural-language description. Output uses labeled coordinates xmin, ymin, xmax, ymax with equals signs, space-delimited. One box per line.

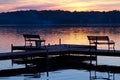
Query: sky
xmin=0 ymin=0 xmax=120 ymax=12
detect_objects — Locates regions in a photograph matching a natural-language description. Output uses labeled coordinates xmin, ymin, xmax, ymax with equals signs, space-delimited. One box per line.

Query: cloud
xmin=98 ymin=3 xmax=120 ymax=7
xmin=0 ymin=0 xmax=11 ymax=3
xmin=0 ymin=0 xmax=120 ymax=12
xmin=0 ymin=0 xmax=17 ymax=4
xmin=97 ymin=3 xmax=120 ymax=10
xmin=83 ymin=2 xmax=120 ymax=11
xmin=73 ymin=0 xmax=94 ymax=2
xmin=13 ymin=3 xmax=59 ymax=10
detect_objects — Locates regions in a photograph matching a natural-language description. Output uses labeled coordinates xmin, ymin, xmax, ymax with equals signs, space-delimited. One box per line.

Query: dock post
xmin=11 ymin=44 xmax=14 ymax=67
xmin=89 ymin=48 xmax=93 ymax=80
xmin=96 ymin=54 xmax=97 ymax=66
xmin=59 ymin=38 xmax=61 ymax=45
xmin=46 ymin=49 xmax=49 ymax=78
xmin=95 ymin=53 xmax=97 ymax=78
xmin=113 ymin=73 xmax=115 ymax=80
xmin=25 ymin=57 xmax=28 ymax=68
xmin=89 ymin=71 xmax=92 ymax=80
xmin=90 ymin=53 xmax=92 ymax=65
xmin=108 ymin=71 xmax=111 ymax=80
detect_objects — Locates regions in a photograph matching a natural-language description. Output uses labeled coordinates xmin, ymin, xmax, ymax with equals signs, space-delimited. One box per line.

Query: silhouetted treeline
xmin=0 ymin=10 xmax=120 ymax=25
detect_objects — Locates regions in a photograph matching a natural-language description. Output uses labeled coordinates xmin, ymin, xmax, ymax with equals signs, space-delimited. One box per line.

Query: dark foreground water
xmin=0 ymin=25 xmax=120 ymax=80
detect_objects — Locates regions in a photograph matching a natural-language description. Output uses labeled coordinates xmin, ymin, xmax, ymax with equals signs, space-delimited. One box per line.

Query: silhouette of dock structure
xmin=0 ymin=44 xmax=119 ymax=80
xmin=0 ymin=44 xmax=119 ymax=60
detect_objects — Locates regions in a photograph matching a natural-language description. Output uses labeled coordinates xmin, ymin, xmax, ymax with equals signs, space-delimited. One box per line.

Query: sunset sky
xmin=0 ymin=0 xmax=120 ymax=12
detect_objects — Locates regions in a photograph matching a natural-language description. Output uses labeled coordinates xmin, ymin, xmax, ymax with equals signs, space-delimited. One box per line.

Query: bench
xmin=87 ymin=36 xmax=115 ymax=51
xmin=23 ymin=34 xmax=45 ymax=47
xmin=11 ymin=34 xmax=46 ymax=52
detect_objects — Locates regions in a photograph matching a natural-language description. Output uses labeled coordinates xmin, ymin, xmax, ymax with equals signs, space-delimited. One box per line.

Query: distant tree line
xmin=0 ymin=10 xmax=120 ymax=25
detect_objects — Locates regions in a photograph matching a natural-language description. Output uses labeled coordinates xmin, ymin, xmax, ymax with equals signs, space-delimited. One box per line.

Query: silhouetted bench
xmin=87 ymin=36 xmax=115 ymax=51
xmin=23 ymin=34 xmax=45 ymax=47
xmin=11 ymin=34 xmax=46 ymax=52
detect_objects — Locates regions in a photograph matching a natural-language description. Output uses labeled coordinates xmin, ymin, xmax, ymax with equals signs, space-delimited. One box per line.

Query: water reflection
xmin=0 ymin=26 xmax=120 ymax=52
xmin=23 ymin=73 xmax=41 ymax=78
xmin=0 ymin=56 xmax=120 ymax=80
xmin=89 ymin=71 xmax=115 ymax=80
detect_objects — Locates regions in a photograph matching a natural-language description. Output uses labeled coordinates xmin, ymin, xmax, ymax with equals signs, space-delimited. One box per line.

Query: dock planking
xmin=0 ymin=44 xmax=119 ymax=60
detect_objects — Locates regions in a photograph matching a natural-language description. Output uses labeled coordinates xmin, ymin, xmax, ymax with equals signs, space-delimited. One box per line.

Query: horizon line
xmin=0 ymin=9 xmax=120 ymax=13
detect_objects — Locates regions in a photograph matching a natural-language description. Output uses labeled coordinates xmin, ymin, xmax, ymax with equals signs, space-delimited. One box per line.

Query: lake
xmin=0 ymin=25 xmax=120 ymax=80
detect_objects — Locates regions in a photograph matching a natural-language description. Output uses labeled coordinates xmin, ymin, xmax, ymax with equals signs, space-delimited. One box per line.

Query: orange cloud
xmin=0 ymin=0 xmax=120 ymax=12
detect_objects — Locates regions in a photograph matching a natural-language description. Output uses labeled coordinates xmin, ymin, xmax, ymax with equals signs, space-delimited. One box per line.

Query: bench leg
xmin=89 ymin=44 xmax=91 ymax=51
xmin=108 ymin=44 xmax=110 ymax=52
xmin=108 ymin=44 xmax=115 ymax=52
xmin=113 ymin=44 xmax=115 ymax=52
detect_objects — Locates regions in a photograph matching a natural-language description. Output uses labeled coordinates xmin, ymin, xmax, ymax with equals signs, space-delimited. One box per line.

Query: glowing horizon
xmin=0 ymin=0 xmax=120 ymax=12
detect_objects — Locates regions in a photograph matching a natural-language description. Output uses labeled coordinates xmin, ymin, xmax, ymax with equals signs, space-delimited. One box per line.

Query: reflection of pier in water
xmin=0 ymin=56 xmax=119 ymax=80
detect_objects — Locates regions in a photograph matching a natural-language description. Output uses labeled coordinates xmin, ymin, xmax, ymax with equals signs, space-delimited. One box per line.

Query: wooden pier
xmin=0 ymin=44 xmax=119 ymax=79
xmin=0 ymin=44 xmax=119 ymax=60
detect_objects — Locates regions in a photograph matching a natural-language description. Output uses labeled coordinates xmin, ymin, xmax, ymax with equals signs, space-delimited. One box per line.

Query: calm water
xmin=0 ymin=25 xmax=120 ymax=80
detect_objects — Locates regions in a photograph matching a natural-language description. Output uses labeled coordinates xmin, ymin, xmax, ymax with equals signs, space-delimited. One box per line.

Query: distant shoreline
xmin=0 ymin=10 xmax=120 ymax=26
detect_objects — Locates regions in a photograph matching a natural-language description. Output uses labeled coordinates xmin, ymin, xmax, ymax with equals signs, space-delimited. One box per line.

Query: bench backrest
xmin=96 ymin=36 xmax=109 ymax=41
xmin=87 ymin=36 xmax=109 ymax=44
xmin=23 ymin=34 xmax=40 ymax=41
xmin=87 ymin=36 xmax=97 ymax=41
xmin=23 ymin=34 xmax=40 ymax=46
xmin=88 ymin=36 xmax=109 ymax=41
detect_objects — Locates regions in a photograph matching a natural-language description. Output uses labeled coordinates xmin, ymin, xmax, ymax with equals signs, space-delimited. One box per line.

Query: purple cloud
xmin=13 ymin=3 xmax=58 ymax=10
xmin=0 ymin=0 xmax=120 ymax=12
xmin=0 ymin=0 xmax=17 ymax=4
xmin=98 ymin=3 xmax=120 ymax=7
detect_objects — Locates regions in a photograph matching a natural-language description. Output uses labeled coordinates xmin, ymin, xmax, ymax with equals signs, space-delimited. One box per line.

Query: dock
xmin=0 ymin=44 xmax=119 ymax=79
xmin=0 ymin=44 xmax=119 ymax=60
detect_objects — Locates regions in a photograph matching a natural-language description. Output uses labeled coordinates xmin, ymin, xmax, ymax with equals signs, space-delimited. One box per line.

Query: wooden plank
xmin=12 ymin=46 xmax=46 ymax=50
